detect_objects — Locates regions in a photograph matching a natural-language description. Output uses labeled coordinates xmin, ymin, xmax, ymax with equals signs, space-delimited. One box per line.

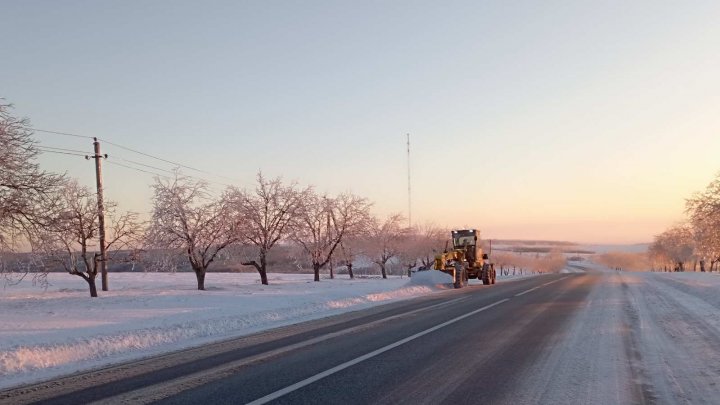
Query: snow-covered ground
xmin=509 ymin=268 xmax=720 ymax=404
xmin=0 ymin=270 xmax=530 ymax=390
xmin=7 ymin=266 xmax=717 ymax=403
xmin=619 ymin=271 xmax=720 ymax=403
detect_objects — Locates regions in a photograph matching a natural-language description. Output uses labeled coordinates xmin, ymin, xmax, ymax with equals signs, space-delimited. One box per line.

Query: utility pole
xmin=326 ymin=200 xmax=334 ymax=279
xmin=407 ymin=133 xmax=411 ymax=229
xmin=87 ymin=138 xmax=109 ymax=291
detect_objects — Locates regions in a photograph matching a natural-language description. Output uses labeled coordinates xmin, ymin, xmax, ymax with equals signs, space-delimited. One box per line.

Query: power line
xmin=112 ymin=157 xmax=176 ymax=175
xmin=100 ymin=138 xmax=235 ymax=181
xmin=107 ymin=155 xmax=233 ymax=188
xmin=106 ymin=160 xmax=171 ymax=179
xmin=36 ymin=143 xmax=222 ymax=189
xmin=97 ymin=142 xmax=236 ymax=187
xmin=30 ymin=126 xmax=241 ymax=185
xmin=36 ymin=148 xmax=87 ymax=157
xmin=105 ymin=161 xmax=223 ymax=198
xmin=32 ymin=128 xmax=94 ymax=139
xmin=37 ymin=145 xmax=93 ymax=154
xmin=31 ymin=126 xmax=208 ymax=173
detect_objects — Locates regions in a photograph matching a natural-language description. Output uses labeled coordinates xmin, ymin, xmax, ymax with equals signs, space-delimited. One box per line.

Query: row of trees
xmin=145 ymin=172 xmax=399 ymax=291
xmin=649 ymin=173 xmax=720 ymax=272
xmin=2 ymin=101 xmax=569 ymax=297
xmin=1 ymin=102 xmax=454 ymax=296
xmin=493 ymin=250 xmax=567 ymax=274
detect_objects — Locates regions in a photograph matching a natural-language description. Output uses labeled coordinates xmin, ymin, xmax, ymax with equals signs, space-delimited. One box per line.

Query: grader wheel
xmin=453 ymin=264 xmax=467 ymax=289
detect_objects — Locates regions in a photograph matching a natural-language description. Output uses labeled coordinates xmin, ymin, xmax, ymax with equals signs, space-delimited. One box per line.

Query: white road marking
xmin=246 ymin=298 xmax=510 ymax=405
xmin=92 ymin=277 xmax=571 ymax=404
xmin=515 ymin=276 xmax=569 ymax=296
xmin=87 ymin=296 xmax=471 ymax=405
xmin=515 ymin=286 xmax=542 ymax=296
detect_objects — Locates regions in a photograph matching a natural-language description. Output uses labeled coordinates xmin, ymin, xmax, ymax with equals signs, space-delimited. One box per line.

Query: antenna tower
xmin=407 ymin=133 xmax=411 ymax=229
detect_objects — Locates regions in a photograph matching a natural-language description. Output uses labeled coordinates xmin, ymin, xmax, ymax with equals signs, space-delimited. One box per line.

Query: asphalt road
xmin=2 ymin=272 xmax=648 ymax=405
xmin=173 ymin=274 xmax=589 ymax=405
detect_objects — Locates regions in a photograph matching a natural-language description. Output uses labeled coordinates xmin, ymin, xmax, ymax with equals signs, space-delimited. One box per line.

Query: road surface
xmin=3 ymin=270 xmax=720 ymax=404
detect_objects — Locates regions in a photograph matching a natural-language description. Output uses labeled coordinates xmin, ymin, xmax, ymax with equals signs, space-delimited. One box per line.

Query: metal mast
xmin=407 ymin=133 xmax=411 ymax=229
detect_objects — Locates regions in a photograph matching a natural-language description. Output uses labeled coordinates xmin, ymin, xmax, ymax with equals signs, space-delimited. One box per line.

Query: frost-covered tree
xmin=648 ymin=239 xmax=672 ymax=272
xmin=366 ymin=214 xmax=407 ymax=279
xmin=146 ymin=173 xmax=240 ymax=290
xmin=337 ymin=236 xmax=362 ymax=279
xmin=686 ymin=173 xmax=720 ymax=272
xmin=399 ymin=223 xmax=446 ymax=275
xmin=593 ymin=251 xmax=650 ymax=272
xmin=291 ymin=191 xmax=371 ymax=282
xmin=649 ymin=224 xmax=695 ymax=272
xmin=533 ymin=250 xmax=567 ymax=274
xmin=227 ymin=172 xmax=308 ymax=285
xmin=33 ymin=180 xmax=142 ymax=297
xmin=0 ymin=250 xmax=48 ymax=289
xmin=0 ymin=102 xmax=63 ymax=250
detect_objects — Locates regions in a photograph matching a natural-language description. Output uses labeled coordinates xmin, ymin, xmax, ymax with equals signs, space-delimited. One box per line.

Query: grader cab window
xmin=452 ymin=231 xmax=477 ymax=249
xmin=453 ymin=236 xmax=474 ymax=248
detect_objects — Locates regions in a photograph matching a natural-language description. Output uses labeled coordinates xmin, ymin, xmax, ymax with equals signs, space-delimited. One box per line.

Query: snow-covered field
xmin=0 ymin=270 xmax=530 ymax=390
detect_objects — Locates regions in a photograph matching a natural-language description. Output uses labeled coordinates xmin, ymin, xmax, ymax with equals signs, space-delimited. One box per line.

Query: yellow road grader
xmin=433 ymin=229 xmax=496 ymax=288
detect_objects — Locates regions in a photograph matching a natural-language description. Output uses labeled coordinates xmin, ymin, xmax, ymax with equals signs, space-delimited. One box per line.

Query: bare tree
xmin=337 ymin=237 xmax=362 ymax=279
xmin=648 ymin=239 xmax=672 ymax=272
xmin=0 ymin=102 xmax=64 ymax=250
xmin=686 ymin=173 xmax=720 ymax=272
xmin=649 ymin=224 xmax=695 ymax=272
xmin=533 ymin=250 xmax=567 ymax=274
xmin=146 ymin=173 xmax=240 ymax=290
xmin=32 ymin=180 xmax=142 ymax=297
xmin=291 ymin=191 xmax=371 ymax=282
xmin=366 ymin=214 xmax=406 ymax=279
xmin=400 ymin=223 xmax=446 ymax=275
xmin=593 ymin=251 xmax=651 ymax=272
xmin=1 ymin=250 xmax=49 ymax=289
xmin=226 ymin=173 xmax=307 ymax=285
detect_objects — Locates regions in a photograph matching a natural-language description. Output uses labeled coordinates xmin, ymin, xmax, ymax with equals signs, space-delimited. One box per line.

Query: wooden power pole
xmin=88 ymin=138 xmax=109 ymax=291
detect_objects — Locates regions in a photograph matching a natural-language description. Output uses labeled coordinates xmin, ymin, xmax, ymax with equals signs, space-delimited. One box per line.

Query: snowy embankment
xmin=0 ymin=270 xmax=529 ymax=389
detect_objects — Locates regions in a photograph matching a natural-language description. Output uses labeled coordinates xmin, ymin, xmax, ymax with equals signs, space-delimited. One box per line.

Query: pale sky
xmin=2 ymin=1 xmax=720 ymax=244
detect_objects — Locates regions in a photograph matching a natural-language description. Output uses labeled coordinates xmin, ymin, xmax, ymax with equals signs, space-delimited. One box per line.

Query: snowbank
xmin=0 ymin=272 xmax=443 ymax=389
xmin=0 ymin=269 xmax=541 ymax=389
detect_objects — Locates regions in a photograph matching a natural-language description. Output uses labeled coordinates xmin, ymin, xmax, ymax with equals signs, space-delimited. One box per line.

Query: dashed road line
xmin=88 ymin=296 xmax=472 ymax=405
xmin=514 ymin=276 xmax=569 ymax=296
xmin=246 ymin=298 xmax=510 ymax=405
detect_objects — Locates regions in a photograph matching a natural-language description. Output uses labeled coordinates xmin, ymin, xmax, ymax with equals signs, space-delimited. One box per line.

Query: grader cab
xmin=433 ymin=229 xmax=496 ymax=288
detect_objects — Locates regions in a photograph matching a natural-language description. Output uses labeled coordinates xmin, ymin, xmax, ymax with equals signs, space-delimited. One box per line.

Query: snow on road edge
xmin=0 ymin=271 xmax=532 ymax=389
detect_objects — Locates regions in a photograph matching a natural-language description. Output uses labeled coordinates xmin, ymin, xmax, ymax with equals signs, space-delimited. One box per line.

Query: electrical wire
xmin=105 ymin=160 xmax=171 ymax=179
xmin=36 ymin=146 xmax=226 ymax=193
xmin=106 ymin=155 xmax=233 ymax=188
xmin=32 ymin=128 xmax=94 ymax=139
xmin=100 ymin=138 xmax=231 ymax=179
xmin=36 ymin=148 xmax=88 ymax=157
xmin=105 ymin=161 xmax=223 ymax=198
xmin=30 ymin=127 xmax=240 ymax=186
xmin=112 ymin=157 xmax=176 ymax=175
xmin=37 ymin=145 xmax=93 ymax=154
